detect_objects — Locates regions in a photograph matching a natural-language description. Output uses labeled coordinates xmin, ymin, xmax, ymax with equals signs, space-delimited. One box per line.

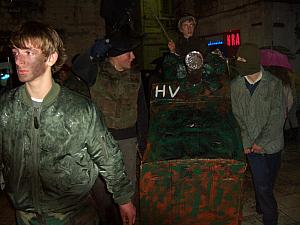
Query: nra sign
xmin=224 ymin=30 xmax=240 ymax=47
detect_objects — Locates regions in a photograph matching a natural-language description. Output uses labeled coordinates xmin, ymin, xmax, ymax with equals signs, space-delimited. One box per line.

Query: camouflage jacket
xmin=0 ymin=81 xmax=134 ymax=214
xmin=90 ymin=60 xmax=141 ymax=130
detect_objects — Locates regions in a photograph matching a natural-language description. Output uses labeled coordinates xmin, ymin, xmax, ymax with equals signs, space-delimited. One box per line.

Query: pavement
xmin=242 ymin=141 xmax=300 ymax=225
xmin=0 ymin=141 xmax=299 ymax=225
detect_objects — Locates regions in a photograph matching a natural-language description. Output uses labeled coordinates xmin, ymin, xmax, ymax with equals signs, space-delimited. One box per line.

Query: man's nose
xmin=14 ymin=55 xmax=25 ymax=66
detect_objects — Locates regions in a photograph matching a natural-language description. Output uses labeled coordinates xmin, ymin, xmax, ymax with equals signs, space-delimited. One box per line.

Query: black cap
xmin=107 ymin=25 xmax=142 ymax=57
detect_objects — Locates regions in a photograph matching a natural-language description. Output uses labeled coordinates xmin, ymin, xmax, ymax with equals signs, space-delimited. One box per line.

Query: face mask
xmin=234 ymin=43 xmax=261 ymax=76
xmin=235 ymin=60 xmax=260 ymax=77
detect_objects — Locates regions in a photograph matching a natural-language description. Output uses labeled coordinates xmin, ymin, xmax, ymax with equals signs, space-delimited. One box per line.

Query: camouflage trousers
xmin=16 ymin=196 xmax=99 ymax=225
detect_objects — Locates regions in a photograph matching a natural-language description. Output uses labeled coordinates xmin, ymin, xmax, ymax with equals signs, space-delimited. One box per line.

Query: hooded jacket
xmin=0 ymin=81 xmax=133 ymax=213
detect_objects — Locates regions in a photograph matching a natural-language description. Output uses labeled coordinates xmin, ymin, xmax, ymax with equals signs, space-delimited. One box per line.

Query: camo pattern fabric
xmin=90 ymin=60 xmax=140 ymax=129
xmin=16 ymin=197 xmax=99 ymax=225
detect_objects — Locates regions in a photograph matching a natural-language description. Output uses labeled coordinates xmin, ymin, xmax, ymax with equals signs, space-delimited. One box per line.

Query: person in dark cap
xmin=168 ymin=14 xmax=208 ymax=58
xmin=230 ymin=43 xmax=285 ymax=225
xmin=89 ymin=25 xmax=148 ymax=225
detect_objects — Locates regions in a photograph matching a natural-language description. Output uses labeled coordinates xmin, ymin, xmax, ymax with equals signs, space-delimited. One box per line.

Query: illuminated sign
xmin=207 ymin=40 xmax=224 ymax=46
xmin=225 ymin=31 xmax=240 ymax=47
xmin=0 ymin=73 xmax=10 ymax=80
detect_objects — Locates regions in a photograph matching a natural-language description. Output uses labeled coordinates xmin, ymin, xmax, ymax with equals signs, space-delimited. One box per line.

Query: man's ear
xmin=47 ymin=52 xmax=58 ymax=67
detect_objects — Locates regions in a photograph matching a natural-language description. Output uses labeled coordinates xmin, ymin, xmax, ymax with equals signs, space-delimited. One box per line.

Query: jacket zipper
xmin=32 ymin=106 xmax=42 ymax=215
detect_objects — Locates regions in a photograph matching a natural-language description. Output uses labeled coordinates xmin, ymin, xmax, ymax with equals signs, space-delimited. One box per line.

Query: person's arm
xmin=86 ymin=103 xmax=136 ymax=224
xmin=119 ymin=202 xmax=136 ymax=225
xmin=230 ymin=81 xmax=253 ymax=151
xmin=71 ymin=48 xmax=98 ymax=87
xmin=168 ymin=40 xmax=176 ymax=54
xmin=254 ymin=79 xmax=285 ymax=150
xmin=72 ymin=39 xmax=111 ymax=87
xmin=85 ymin=102 xmax=135 ymax=206
xmin=285 ymin=85 xmax=294 ymax=113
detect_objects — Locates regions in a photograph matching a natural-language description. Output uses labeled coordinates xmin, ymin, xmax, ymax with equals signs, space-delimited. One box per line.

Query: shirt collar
xmin=245 ymin=71 xmax=262 ymax=84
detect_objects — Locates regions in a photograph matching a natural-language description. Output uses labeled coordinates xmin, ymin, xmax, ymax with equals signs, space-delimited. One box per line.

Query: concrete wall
xmin=197 ymin=1 xmax=265 ymax=45
xmin=0 ymin=0 xmax=105 ymax=64
xmin=270 ymin=2 xmax=300 ymax=75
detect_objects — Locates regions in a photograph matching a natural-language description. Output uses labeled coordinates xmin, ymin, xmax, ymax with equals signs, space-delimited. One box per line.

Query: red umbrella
xmin=260 ymin=49 xmax=292 ymax=70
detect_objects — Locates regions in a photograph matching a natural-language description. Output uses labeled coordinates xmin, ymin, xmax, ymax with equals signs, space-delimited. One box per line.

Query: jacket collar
xmin=21 ymin=80 xmax=61 ymax=107
xmin=102 ymin=60 xmax=136 ymax=79
xmin=237 ymin=66 xmax=270 ymax=84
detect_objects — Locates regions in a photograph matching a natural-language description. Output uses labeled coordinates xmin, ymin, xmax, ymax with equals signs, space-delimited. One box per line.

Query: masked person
xmin=0 ymin=21 xmax=136 ymax=225
xmin=168 ymin=15 xmax=208 ymax=58
xmin=230 ymin=43 xmax=285 ymax=225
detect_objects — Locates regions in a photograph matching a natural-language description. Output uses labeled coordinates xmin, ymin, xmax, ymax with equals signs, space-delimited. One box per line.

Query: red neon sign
xmin=225 ymin=31 xmax=240 ymax=47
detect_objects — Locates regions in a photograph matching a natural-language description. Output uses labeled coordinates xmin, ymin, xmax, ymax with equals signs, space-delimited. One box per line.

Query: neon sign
xmin=225 ymin=31 xmax=240 ymax=47
xmin=207 ymin=40 xmax=224 ymax=46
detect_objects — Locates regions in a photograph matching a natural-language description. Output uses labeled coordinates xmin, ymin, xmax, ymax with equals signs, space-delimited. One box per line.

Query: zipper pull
xmin=33 ymin=107 xmax=40 ymax=129
xmin=34 ymin=116 xmax=39 ymax=129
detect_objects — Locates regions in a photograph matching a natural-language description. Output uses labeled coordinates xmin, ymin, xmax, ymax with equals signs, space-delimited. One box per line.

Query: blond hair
xmin=10 ymin=21 xmax=67 ymax=73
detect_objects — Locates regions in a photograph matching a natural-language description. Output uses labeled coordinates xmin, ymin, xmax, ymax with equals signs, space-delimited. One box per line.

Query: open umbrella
xmin=260 ymin=49 xmax=292 ymax=70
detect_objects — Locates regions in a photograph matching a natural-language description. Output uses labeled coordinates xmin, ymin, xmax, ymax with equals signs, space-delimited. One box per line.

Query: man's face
xmin=114 ymin=51 xmax=135 ymax=71
xmin=12 ymin=43 xmax=48 ymax=83
xmin=180 ymin=21 xmax=195 ymax=39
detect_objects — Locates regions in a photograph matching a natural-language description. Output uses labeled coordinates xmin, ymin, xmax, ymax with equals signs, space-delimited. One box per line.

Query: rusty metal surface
xmin=140 ymin=159 xmax=246 ymax=225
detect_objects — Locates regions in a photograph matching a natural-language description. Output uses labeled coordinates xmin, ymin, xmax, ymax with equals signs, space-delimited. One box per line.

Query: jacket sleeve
xmin=86 ymin=103 xmax=134 ymax=204
xmin=254 ymin=79 xmax=285 ymax=149
xmin=230 ymin=81 xmax=253 ymax=149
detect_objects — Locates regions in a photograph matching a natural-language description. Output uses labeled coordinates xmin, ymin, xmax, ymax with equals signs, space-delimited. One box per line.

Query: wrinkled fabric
xmin=230 ymin=69 xmax=285 ymax=154
xmin=0 ymin=81 xmax=134 ymax=214
xmin=90 ymin=60 xmax=140 ymax=129
xmin=16 ymin=195 xmax=99 ymax=225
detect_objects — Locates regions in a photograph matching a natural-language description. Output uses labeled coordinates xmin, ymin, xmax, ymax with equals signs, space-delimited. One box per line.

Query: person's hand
xmin=251 ymin=143 xmax=263 ymax=153
xmin=244 ymin=147 xmax=251 ymax=154
xmin=119 ymin=201 xmax=136 ymax=225
xmin=168 ymin=40 xmax=176 ymax=53
xmin=90 ymin=38 xmax=112 ymax=60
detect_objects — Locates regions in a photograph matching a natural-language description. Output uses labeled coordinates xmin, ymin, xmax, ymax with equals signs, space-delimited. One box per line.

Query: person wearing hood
xmin=168 ymin=15 xmax=208 ymax=58
xmin=230 ymin=43 xmax=285 ymax=225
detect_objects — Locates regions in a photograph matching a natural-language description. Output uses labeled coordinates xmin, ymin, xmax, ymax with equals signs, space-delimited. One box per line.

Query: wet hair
xmin=10 ymin=21 xmax=67 ymax=73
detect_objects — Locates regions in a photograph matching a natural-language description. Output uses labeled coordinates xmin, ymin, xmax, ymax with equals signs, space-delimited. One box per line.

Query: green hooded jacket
xmin=0 ymin=81 xmax=134 ymax=214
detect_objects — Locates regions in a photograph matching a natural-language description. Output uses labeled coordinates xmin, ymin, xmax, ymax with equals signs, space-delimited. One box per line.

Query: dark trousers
xmin=247 ymin=151 xmax=281 ymax=225
xmin=91 ymin=177 xmax=123 ymax=225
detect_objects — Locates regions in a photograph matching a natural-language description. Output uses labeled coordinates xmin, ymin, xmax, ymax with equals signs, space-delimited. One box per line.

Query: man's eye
xmin=26 ymin=51 xmax=34 ymax=55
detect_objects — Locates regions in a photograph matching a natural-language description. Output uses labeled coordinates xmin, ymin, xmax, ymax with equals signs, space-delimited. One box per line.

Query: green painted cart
xmin=139 ymin=52 xmax=246 ymax=225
